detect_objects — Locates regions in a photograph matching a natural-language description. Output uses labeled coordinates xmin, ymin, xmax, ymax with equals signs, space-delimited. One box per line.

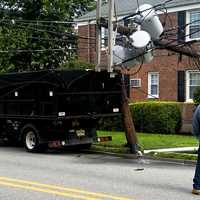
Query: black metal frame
xmin=0 ymin=69 xmax=123 ymax=146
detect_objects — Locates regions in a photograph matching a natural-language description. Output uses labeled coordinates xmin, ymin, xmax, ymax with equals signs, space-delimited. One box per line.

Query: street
xmin=0 ymin=146 xmax=198 ymax=200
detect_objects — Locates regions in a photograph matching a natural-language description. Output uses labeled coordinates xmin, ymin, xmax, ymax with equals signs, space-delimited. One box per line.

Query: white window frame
xmin=101 ymin=19 xmax=125 ymax=50
xmin=186 ymin=70 xmax=200 ymax=102
xmin=186 ymin=9 xmax=200 ymax=41
xmin=130 ymin=79 xmax=141 ymax=88
xmin=101 ymin=27 xmax=108 ymax=50
xmin=148 ymin=72 xmax=159 ymax=99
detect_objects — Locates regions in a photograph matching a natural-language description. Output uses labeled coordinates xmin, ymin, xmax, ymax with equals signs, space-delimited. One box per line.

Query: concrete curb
xmin=86 ymin=149 xmax=197 ymax=166
xmin=84 ymin=149 xmax=140 ymax=159
xmin=143 ymin=155 xmax=197 ymax=165
xmin=144 ymin=146 xmax=198 ymax=154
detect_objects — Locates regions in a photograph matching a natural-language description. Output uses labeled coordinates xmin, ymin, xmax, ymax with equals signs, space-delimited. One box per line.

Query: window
xmin=130 ymin=79 xmax=141 ymax=88
xmin=186 ymin=9 xmax=200 ymax=41
xmin=186 ymin=71 xmax=200 ymax=102
xmin=101 ymin=20 xmax=127 ymax=49
xmin=148 ymin=72 xmax=159 ymax=98
xmin=101 ymin=27 xmax=108 ymax=49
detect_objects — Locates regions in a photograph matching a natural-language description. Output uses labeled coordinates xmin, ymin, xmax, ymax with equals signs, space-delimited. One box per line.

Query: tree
xmin=0 ymin=0 xmax=95 ymax=72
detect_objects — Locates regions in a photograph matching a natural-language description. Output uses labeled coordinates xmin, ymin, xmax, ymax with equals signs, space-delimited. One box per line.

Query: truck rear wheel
xmin=24 ymin=129 xmax=46 ymax=153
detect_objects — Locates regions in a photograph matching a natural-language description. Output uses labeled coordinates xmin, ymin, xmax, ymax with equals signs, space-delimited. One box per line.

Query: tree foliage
xmin=0 ymin=0 xmax=95 ymax=72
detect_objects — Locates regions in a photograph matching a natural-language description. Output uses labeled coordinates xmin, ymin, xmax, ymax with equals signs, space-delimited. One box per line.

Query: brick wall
xmin=78 ymin=24 xmax=96 ymax=63
xmin=78 ymin=24 xmax=108 ymax=65
xmin=129 ymin=52 xmax=194 ymax=101
xmin=179 ymin=103 xmax=195 ymax=133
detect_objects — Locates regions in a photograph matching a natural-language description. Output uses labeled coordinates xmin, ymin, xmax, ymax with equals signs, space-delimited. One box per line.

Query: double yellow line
xmin=0 ymin=176 xmax=133 ymax=200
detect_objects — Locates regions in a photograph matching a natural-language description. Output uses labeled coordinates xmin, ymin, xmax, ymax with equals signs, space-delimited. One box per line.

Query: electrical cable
xmin=0 ymin=19 xmax=77 ymax=24
xmin=127 ymin=58 xmax=144 ymax=76
xmin=0 ymin=48 xmax=66 ymax=53
xmin=0 ymin=20 xmax=72 ymax=30
xmin=120 ymin=0 xmax=175 ymax=22
xmin=158 ymin=28 xmax=200 ymax=49
xmin=0 ymin=21 xmax=96 ymax=41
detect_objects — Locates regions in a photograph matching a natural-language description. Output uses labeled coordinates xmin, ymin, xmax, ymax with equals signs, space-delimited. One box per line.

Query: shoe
xmin=192 ymin=188 xmax=200 ymax=195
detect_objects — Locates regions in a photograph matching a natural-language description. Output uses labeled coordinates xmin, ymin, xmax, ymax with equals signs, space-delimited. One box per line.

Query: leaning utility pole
xmin=95 ymin=0 xmax=139 ymax=154
xmin=121 ymin=75 xmax=138 ymax=153
xmin=108 ymin=0 xmax=138 ymax=153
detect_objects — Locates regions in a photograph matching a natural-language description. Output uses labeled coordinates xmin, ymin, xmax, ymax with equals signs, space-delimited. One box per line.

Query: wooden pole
xmin=95 ymin=0 xmax=102 ymax=71
xmin=108 ymin=0 xmax=114 ymax=72
xmin=121 ymin=74 xmax=138 ymax=153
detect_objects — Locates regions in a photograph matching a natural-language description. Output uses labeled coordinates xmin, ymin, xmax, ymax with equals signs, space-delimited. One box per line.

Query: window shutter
xmin=177 ymin=71 xmax=185 ymax=102
xmin=177 ymin=11 xmax=186 ymax=42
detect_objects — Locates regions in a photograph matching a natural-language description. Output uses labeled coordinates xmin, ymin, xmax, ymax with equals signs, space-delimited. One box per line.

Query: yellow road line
xmin=0 ymin=181 xmax=99 ymax=200
xmin=0 ymin=176 xmax=133 ymax=200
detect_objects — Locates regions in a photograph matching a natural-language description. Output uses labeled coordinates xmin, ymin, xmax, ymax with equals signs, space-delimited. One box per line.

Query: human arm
xmin=192 ymin=105 xmax=200 ymax=139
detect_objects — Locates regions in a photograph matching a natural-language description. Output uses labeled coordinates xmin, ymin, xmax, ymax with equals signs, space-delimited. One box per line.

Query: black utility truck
xmin=0 ymin=69 xmax=124 ymax=152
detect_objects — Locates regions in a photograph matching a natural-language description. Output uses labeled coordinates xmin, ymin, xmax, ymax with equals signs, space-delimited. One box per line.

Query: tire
xmin=24 ymin=129 xmax=46 ymax=153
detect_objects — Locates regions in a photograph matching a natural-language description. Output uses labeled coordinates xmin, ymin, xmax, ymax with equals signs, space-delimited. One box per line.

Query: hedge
xmin=98 ymin=101 xmax=182 ymax=134
xmin=97 ymin=116 xmax=123 ymax=132
xmin=130 ymin=101 xmax=182 ymax=134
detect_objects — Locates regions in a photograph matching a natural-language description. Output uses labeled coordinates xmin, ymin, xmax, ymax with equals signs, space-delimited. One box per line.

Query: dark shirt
xmin=192 ymin=105 xmax=200 ymax=139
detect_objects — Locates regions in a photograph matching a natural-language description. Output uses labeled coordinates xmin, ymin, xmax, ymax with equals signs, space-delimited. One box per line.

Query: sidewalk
xmin=144 ymin=146 xmax=198 ymax=154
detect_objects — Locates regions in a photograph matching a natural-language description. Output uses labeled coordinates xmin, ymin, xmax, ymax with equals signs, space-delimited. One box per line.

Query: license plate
xmin=76 ymin=129 xmax=85 ymax=137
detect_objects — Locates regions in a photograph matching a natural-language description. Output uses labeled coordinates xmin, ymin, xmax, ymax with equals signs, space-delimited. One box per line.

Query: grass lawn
xmin=96 ymin=131 xmax=198 ymax=150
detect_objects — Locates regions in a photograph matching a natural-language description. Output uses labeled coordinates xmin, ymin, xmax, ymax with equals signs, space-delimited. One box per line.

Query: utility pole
xmin=95 ymin=0 xmax=139 ymax=154
xmin=121 ymin=75 xmax=138 ymax=154
xmin=95 ymin=0 xmax=102 ymax=72
xmin=108 ymin=0 xmax=114 ymax=72
xmin=108 ymin=0 xmax=138 ymax=154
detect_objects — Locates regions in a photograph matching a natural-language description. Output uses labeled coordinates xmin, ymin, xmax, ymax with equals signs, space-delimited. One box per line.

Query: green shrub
xmin=130 ymin=101 xmax=182 ymax=134
xmin=97 ymin=102 xmax=182 ymax=134
xmin=97 ymin=116 xmax=124 ymax=131
xmin=60 ymin=59 xmax=95 ymax=70
xmin=193 ymin=86 xmax=200 ymax=105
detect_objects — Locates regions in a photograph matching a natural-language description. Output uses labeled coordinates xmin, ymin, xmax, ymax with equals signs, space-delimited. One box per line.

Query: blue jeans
xmin=193 ymin=146 xmax=200 ymax=189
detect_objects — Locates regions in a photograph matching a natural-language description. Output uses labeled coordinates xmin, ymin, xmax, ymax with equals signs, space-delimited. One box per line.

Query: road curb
xmin=86 ymin=149 xmax=197 ymax=166
xmin=143 ymin=155 xmax=197 ymax=165
xmin=85 ymin=149 xmax=141 ymax=159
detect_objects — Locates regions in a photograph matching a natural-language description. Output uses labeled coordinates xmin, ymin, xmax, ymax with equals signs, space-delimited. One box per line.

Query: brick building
xmin=76 ymin=0 xmax=200 ymax=132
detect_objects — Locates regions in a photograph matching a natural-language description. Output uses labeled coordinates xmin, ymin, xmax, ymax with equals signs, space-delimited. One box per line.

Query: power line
xmin=159 ymin=28 xmax=200 ymax=49
xmin=0 ymin=21 xmax=96 ymax=41
xmin=0 ymin=21 xmax=73 ymax=37
xmin=120 ymin=0 xmax=174 ymax=22
xmin=1 ymin=19 xmax=77 ymax=24
xmin=0 ymin=46 xmax=97 ymax=54
xmin=0 ymin=20 xmax=72 ymax=30
xmin=0 ymin=48 xmax=67 ymax=53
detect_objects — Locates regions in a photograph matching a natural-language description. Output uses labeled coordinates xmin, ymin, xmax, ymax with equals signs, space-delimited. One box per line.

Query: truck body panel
xmin=0 ymin=70 xmax=124 ymax=150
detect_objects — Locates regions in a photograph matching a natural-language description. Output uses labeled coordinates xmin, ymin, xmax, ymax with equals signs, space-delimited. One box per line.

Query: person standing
xmin=192 ymin=104 xmax=200 ymax=194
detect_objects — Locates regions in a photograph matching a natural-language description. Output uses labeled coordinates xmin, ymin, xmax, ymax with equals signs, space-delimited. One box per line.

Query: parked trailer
xmin=0 ymin=69 xmax=125 ymax=152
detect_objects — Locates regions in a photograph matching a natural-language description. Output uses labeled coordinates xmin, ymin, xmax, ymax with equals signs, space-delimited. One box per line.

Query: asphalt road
xmin=0 ymin=146 xmax=199 ymax=200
